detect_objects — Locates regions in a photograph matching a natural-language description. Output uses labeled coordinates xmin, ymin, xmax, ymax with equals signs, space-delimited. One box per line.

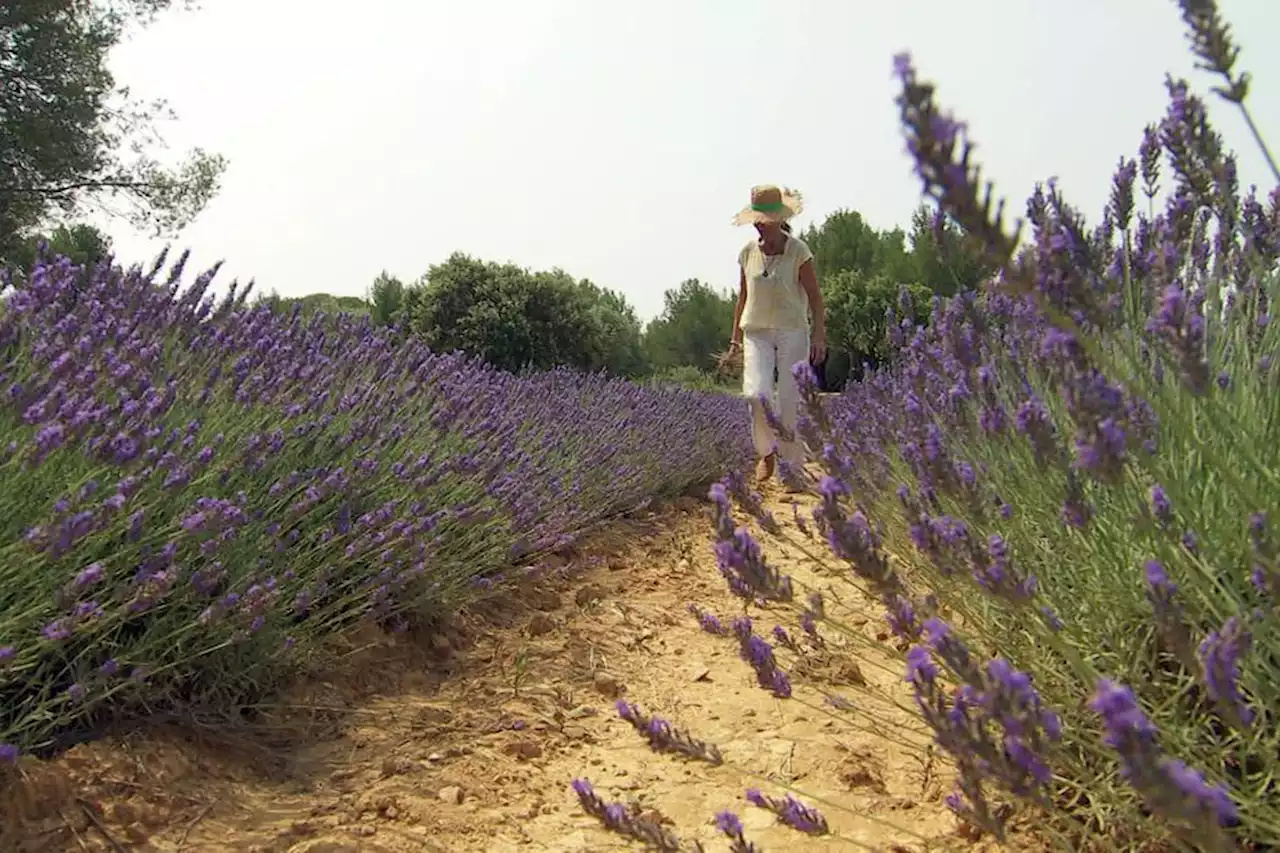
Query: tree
xmin=822 ymin=271 xmax=932 ymax=382
xmin=5 ymin=223 xmax=113 ymax=276
xmin=905 ymin=204 xmax=995 ymax=297
xmin=404 ymin=253 xmax=608 ymax=374
xmin=253 ymin=291 xmax=370 ymax=318
xmin=368 ymin=271 xmax=407 ymax=327
xmin=0 ymin=0 xmax=226 ymax=262
xmin=333 ymin=295 xmax=369 ymax=315
xmin=643 ymin=279 xmax=735 ymax=374
xmin=577 ymin=280 xmax=650 ymax=377
xmin=801 ymin=209 xmax=912 ymax=283
xmin=295 ymin=293 xmax=340 ymax=316
xmin=797 ymin=211 xmax=912 ymax=388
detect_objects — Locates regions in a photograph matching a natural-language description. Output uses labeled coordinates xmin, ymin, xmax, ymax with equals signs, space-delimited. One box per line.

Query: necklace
xmin=759 ymin=240 xmax=785 ymax=278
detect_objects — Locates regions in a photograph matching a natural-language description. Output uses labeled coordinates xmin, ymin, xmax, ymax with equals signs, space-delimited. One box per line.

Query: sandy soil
xmin=0 ymin=489 xmax=997 ymax=853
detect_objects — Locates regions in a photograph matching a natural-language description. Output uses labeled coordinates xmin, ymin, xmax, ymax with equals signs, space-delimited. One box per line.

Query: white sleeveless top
xmin=738 ymin=235 xmax=813 ymax=332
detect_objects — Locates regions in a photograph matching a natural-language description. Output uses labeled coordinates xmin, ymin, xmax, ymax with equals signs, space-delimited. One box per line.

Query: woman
xmin=723 ymin=184 xmax=827 ymax=485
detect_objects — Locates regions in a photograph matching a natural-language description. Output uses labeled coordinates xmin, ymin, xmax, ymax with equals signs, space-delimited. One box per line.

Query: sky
xmin=102 ymin=0 xmax=1279 ymax=322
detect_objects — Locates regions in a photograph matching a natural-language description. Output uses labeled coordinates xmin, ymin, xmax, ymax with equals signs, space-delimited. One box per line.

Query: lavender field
xmin=3 ymin=2 xmax=1278 ymax=851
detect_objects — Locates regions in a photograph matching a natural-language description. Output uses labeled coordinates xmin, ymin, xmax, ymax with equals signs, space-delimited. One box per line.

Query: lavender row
xmin=700 ymin=4 xmax=1280 ymax=849
xmin=0 ymin=251 xmax=753 ymax=759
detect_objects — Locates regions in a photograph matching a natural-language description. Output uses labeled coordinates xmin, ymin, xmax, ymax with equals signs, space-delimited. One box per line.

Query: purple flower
xmin=687 ymin=603 xmax=727 ymax=635
xmin=709 ymin=482 xmax=792 ymax=602
xmin=1090 ymin=679 xmax=1237 ymax=833
xmin=72 ymin=561 xmax=105 ymax=589
xmin=41 ymin=619 xmax=72 ymax=642
xmin=885 ymin=594 xmax=922 ymax=642
xmin=714 ymin=810 xmax=763 ymax=853
xmin=1197 ymin=616 xmax=1254 ymax=731
xmin=1014 ymin=397 xmax=1060 ymax=467
xmin=1149 ymin=485 xmax=1173 ymax=527
xmin=1143 ymin=560 xmax=1197 ymax=672
xmin=905 ymin=644 xmax=938 ymax=684
xmin=1145 ymin=283 xmax=1210 ymax=395
xmin=744 ymin=788 xmax=828 ymax=835
xmin=907 ymin=621 xmax=1060 ymax=839
xmin=732 ymin=617 xmax=791 ymax=698
xmin=971 ymin=533 xmax=1036 ymax=604
xmin=571 ymin=778 xmax=684 ymax=851
xmin=614 ymin=700 xmax=722 ymax=765
xmin=1247 ymin=511 xmax=1277 ymax=596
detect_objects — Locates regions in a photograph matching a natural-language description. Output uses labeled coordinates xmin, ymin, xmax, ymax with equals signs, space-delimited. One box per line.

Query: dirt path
xmin=5 ymin=491 xmax=975 ymax=853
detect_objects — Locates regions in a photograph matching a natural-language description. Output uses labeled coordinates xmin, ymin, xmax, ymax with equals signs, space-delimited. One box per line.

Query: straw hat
xmin=731 ymin=184 xmax=804 ymax=226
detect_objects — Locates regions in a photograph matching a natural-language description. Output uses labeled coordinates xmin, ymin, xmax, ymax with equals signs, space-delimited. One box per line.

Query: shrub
xmin=645 ymin=365 xmax=738 ymax=394
xmin=580 ymin=1 xmax=1280 ymax=848
xmin=0 ymin=249 xmax=752 ymax=757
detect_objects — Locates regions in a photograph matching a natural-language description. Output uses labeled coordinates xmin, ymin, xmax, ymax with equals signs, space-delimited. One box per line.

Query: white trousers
xmin=742 ymin=327 xmax=809 ymax=466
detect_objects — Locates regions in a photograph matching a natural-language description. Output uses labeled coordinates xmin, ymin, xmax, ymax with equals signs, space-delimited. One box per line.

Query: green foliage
xmin=795 ymin=204 xmax=994 ymax=389
xmin=905 ymin=205 xmax=996 ymax=297
xmin=262 ymin=263 xmax=650 ymax=379
xmin=368 ymin=271 xmax=407 ymax=327
xmin=334 ymin=295 xmax=369 ymax=313
xmin=822 ymin=271 xmax=931 ymax=381
xmin=255 ymin=290 xmax=371 ymax=318
xmin=578 ymin=279 xmax=651 ymax=377
xmin=0 ymin=0 xmax=225 ymax=260
xmin=644 ymin=279 xmax=735 ymax=374
xmin=801 ymin=209 xmax=914 ymax=284
xmin=295 ymin=293 xmax=341 ymax=316
xmin=403 ymin=252 xmax=646 ymax=376
xmin=644 ymin=365 xmax=736 ymax=394
xmin=3 ymin=224 xmax=114 ymax=277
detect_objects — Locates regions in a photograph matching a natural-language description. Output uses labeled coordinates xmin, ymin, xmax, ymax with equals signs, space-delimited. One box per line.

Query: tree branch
xmin=0 ymin=178 xmax=165 ymax=196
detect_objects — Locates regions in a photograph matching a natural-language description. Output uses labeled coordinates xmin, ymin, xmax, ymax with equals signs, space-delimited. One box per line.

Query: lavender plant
xmin=0 ymin=250 xmax=753 ymax=758
xmin=698 ymin=0 xmax=1280 ymax=848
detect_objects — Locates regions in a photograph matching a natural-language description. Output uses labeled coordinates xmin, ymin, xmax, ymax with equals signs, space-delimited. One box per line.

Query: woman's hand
xmin=718 ymin=339 xmax=742 ymax=373
xmin=809 ymin=330 xmax=827 ymax=365
xmin=797 ymin=260 xmax=828 ymax=366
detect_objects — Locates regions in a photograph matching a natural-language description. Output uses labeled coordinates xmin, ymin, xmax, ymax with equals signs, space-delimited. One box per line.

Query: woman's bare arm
xmin=799 ymin=260 xmax=826 ymax=362
xmin=731 ymin=267 xmax=747 ymax=346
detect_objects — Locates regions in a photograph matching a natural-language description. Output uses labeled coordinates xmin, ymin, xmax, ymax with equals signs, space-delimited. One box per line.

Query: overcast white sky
xmin=102 ymin=0 xmax=1278 ymax=321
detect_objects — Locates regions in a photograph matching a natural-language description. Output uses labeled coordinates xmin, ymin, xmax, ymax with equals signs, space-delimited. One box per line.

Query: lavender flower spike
xmin=571 ymin=778 xmax=684 ymax=852
xmin=1143 ymin=559 xmax=1198 ymax=673
xmin=615 ymin=700 xmax=723 ymax=765
xmin=1197 ymin=616 xmax=1254 ymax=731
xmin=715 ymin=811 xmax=765 ymax=853
xmin=688 ymin=603 xmax=728 ymax=635
xmin=745 ymin=788 xmax=829 ymax=835
xmin=709 ymin=481 xmax=794 ymax=602
xmin=906 ymin=620 xmax=1062 ymax=840
xmin=732 ymin=617 xmax=792 ymax=698
xmin=1089 ymin=680 xmax=1238 ymax=840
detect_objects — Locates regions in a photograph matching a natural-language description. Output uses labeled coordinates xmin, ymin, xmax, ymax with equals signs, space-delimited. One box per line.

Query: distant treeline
xmin=5 ymin=204 xmax=993 ymax=392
